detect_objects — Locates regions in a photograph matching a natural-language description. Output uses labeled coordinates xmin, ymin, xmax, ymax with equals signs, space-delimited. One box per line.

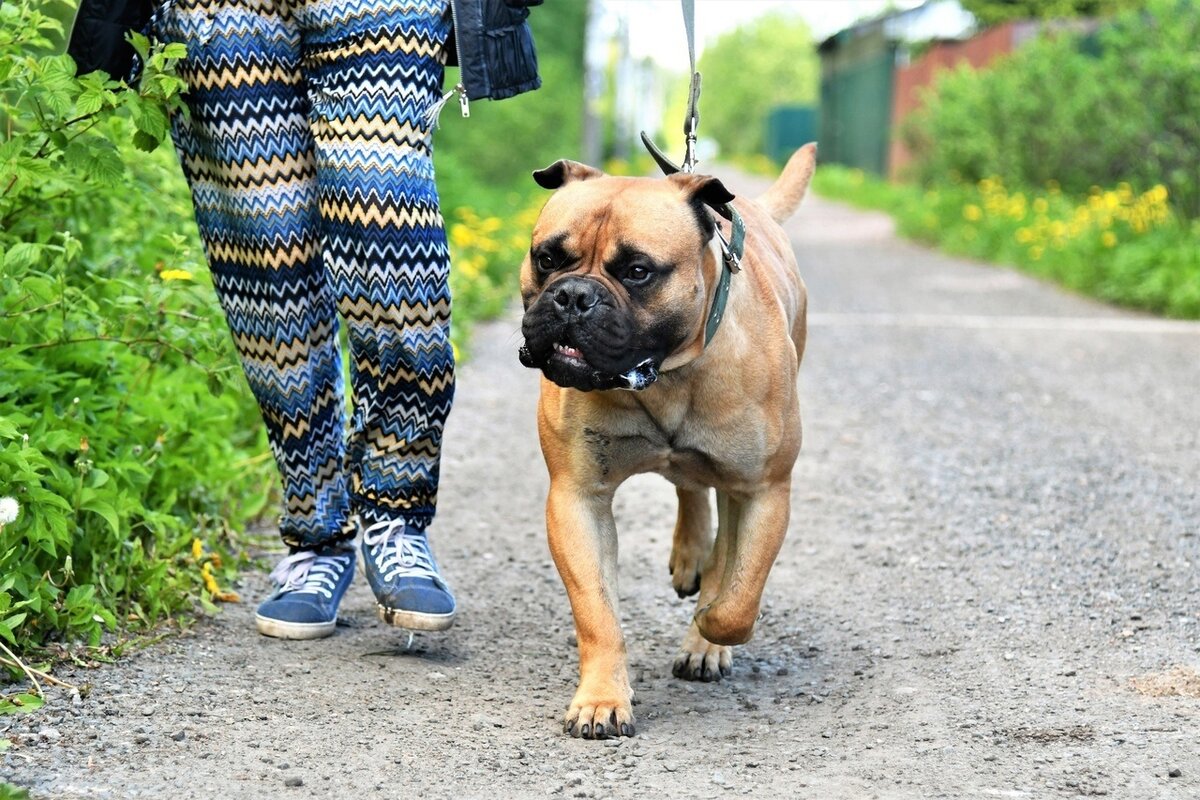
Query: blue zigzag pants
xmin=157 ymin=0 xmax=455 ymax=548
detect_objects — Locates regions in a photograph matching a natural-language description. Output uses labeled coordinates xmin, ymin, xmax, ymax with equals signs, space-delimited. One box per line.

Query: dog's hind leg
xmin=672 ymin=490 xmax=737 ymax=681
xmin=695 ymin=481 xmax=791 ymax=646
xmin=669 ymin=487 xmax=713 ymax=598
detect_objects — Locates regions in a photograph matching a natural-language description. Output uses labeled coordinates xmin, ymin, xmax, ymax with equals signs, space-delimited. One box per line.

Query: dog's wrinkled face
xmin=519 ymin=160 xmax=734 ymax=392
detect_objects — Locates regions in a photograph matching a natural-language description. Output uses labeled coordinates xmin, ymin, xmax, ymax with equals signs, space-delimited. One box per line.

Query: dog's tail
xmin=756 ymin=143 xmax=818 ymax=224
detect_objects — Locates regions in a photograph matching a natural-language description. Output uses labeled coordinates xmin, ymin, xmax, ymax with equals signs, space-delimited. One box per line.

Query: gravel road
xmin=5 ymin=171 xmax=1200 ymax=799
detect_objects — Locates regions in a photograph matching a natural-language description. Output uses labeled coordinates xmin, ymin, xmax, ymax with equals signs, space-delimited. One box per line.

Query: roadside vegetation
xmin=815 ymin=0 xmax=1200 ymax=317
xmin=0 ymin=0 xmax=581 ymax=708
xmin=815 ymin=168 xmax=1199 ymax=318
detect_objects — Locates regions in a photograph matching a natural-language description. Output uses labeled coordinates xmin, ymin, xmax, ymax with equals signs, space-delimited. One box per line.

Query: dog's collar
xmin=640 ymin=132 xmax=745 ymax=347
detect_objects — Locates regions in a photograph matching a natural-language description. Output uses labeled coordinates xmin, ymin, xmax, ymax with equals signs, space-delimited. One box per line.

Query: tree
xmin=690 ymin=12 xmax=818 ymax=159
xmin=962 ymin=0 xmax=1146 ymax=25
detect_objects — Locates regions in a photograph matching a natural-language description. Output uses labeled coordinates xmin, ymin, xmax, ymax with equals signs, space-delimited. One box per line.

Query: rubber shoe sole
xmin=255 ymin=613 xmax=337 ymax=640
xmin=376 ymin=604 xmax=456 ymax=631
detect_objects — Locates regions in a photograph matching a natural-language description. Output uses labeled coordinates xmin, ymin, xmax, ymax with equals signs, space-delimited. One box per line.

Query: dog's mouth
xmin=519 ymin=339 xmax=659 ymax=392
xmin=552 ymin=341 xmax=587 ymax=364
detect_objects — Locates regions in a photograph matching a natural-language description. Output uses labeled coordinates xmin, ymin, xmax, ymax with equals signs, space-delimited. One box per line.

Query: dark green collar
xmin=640 ymin=132 xmax=746 ymax=347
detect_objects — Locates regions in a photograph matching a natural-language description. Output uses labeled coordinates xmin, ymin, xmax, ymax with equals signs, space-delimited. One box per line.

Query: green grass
xmin=813 ymin=166 xmax=1200 ymax=318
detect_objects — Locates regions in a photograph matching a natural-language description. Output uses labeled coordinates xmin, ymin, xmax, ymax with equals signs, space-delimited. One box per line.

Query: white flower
xmin=0 ymin=497 xmax=18 ymax=525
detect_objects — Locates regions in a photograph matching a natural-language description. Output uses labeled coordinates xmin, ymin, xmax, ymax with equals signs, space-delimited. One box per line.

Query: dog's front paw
xmin=564 ymin=686 xmax=635 ymax=739
xmin=672 ymin=623 xmax=732 ymax=682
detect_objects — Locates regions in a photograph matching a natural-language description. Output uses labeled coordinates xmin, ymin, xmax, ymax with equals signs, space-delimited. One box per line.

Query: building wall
xmin=888 ymin=23 xmax=1018 ymax=180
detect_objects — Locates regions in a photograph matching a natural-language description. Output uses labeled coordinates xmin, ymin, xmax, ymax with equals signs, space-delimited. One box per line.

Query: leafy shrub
xmin=961 ymin=0 xmax=1145 ymax=25
xmin=904 ymin=0 xmax=1200 ymax=218
xmin=0 ymin=0 xmax=275 ymax=656
xmin=814 ymin=166 xmax=1200 ymax=318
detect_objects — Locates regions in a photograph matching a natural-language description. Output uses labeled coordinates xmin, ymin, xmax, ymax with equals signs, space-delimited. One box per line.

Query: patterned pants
xmin=156 ymin=0 xmax=455 ymax=548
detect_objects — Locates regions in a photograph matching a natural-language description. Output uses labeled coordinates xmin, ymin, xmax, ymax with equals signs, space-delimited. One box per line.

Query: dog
xmin=518 ymin=145 xmax=817 ymax=739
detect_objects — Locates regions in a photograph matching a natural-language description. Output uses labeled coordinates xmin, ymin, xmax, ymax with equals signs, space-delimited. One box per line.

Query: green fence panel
xmin=765 ymin=106 xmax=818 ymax=165
xmin=819 ymin=41 xmax=896 ymax=176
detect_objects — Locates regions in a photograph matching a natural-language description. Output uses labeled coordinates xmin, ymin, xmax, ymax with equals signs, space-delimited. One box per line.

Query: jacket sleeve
xmin=454 ymin=0 xmax=542 ymax=101
xmin=67 ymin=0 xmax=155 ymax=81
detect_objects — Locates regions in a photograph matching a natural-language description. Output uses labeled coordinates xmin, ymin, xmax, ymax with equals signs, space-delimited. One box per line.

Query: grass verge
xmin=813 ymin=166 xmax=1200 ymax=318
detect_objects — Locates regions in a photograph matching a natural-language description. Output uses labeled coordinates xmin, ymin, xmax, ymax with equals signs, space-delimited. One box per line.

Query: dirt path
xmin=6 ymin=172 xmax=1200 ymax=799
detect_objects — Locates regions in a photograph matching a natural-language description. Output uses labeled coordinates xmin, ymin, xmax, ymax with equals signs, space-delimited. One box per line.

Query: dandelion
xmin=200 ymin=561 xmax=240 ymax=603
xmin=0 ymin=496 xmax=19 ymax=527
xmin=1033 ymin=198 xmax=1049 ymax=215
xmin=161 ymin=269 xmax=194 ymax=281
xmin=1101 ymin=232 xmax=1118 ymax=248
xmin=963 ymin=204 xmax=983 ymax=222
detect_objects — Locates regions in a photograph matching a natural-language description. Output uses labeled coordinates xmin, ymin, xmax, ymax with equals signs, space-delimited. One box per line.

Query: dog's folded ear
xmin=668 ymin=173 xmax=737 ymax=220
xmin=532 ymin=160 xmax=604 ymax=190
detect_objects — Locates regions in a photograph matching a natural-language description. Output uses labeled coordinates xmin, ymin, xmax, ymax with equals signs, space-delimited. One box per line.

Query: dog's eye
xmin=625 ymin=264 xmax=651 ymax=284
xmin=537 ymin=254 xmax=556 ymax=274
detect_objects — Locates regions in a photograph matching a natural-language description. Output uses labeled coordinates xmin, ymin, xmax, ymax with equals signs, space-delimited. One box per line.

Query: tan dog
xmin=518 ymin=146 xmax=817 ymax=739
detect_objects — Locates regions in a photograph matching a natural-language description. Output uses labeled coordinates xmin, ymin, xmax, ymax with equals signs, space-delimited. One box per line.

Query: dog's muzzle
xmin=518 ymin=276 xmax=663 ymax=392
xmin=518 ymin=346 xmax=658 ymax=391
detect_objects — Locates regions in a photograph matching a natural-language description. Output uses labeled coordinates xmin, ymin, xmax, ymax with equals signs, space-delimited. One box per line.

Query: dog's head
xmin=518 ymin=160 xmax=734 ymax=392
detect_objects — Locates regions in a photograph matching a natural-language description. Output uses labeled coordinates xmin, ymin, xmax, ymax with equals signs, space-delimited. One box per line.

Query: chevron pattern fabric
xmin=158 ymin=0 xmax=455 ymax=547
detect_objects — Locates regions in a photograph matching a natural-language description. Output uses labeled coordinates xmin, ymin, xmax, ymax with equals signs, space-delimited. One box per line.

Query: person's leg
xmin=157 ymin=0 xmax=356 ymax=637
xmin=301 ymin=0 xmax=457 ymax=629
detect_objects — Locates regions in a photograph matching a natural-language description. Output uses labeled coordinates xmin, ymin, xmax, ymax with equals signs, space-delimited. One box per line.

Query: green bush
xmin=0 ymin=0 xmax=274 ymax=657
xmin=904 ymin=0 xmax=1200 ymax=218
xmin=961 ymin=0 xmax=1145 ymax=25
xmin=814 ymin=166 xmax=1200 ymax=318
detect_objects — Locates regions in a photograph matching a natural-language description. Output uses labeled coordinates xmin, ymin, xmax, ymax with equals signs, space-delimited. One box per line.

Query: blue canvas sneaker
xmin=254 ymin=546 xmax=356 ymax=640
xmin=361 ymin=520 xmax=456 ymax=631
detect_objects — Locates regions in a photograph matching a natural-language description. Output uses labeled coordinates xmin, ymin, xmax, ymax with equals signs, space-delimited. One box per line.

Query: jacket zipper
xmin=446 ymin=0 xmax=469 ymax=118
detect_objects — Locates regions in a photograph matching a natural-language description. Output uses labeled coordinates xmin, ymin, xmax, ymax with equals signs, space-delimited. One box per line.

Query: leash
xmin=640 ymin=0 xmax=746 ymax=347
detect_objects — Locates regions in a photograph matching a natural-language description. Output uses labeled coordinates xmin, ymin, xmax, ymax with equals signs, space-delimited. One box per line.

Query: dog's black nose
xmin=551 ymin=278 xmax=601 ymax=316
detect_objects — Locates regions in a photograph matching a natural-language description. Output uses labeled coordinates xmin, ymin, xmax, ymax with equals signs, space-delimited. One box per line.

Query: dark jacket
xmin=67 ymin=0 xmax=153 ymax=83
xmin=447 ymin=0 xmax=541 ymax=101
xmin=67 ymin=0 xmax=541 ymax=102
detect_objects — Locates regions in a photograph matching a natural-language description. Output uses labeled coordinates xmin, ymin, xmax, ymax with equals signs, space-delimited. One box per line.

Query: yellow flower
xmin=1101 ymin=232 xmax=1118 ymax=248
xmin=191 ymin=538 xmax=203 ymax=561
xmin=1015 ymin=228 xmax=1034 ymax=244
xmin=1029 ymin=245 xmax=1044 ymax=261
xmin=1033 ymin=198 xmax=1049 ymax=214
xmin=963 ymin=204 xmax=983 ymax=222
xmin=200 ymin=561 xmax=239 ymax=603
xmin=160 ymin=269 xmax=193 ymax=281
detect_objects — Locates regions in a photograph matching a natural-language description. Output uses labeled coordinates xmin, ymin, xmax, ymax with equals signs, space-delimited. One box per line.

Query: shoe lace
xmin=268 ymin=550 xmax=347 ymax=600
xmin=361 ymin=519 xmax=443 ymax=584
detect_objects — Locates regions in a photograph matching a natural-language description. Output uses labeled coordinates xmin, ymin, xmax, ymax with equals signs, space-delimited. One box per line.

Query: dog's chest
xmin=595 ymin=406 xmax=768 ymax=492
